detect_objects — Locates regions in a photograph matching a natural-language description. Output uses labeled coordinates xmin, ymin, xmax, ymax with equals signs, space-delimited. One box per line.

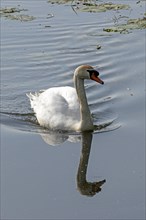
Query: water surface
xmin=1 ymin=0 xmax=145 ymax=219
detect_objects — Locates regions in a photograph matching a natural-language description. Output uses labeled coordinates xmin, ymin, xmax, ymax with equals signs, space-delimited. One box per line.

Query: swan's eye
xmin=88 ymin=69 xmax=104 ymax=85
xmin=87 ymin=69 xmax=99 ymax=78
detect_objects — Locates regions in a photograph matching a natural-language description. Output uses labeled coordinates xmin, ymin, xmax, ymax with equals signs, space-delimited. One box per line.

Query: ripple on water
xmin=1 ymin=1 xmax=145 ymax=136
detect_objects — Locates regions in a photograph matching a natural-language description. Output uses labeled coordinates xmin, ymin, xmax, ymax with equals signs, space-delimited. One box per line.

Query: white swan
xmin=27 ymin=65 xmax=104 ymax=131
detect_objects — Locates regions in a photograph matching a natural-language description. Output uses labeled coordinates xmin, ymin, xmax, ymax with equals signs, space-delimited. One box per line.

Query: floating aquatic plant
xmin=48 ymin=0 xmax=130 ymax=12
xmin=103 ymin=17 xmax=146 ymax=33
xmin=80 ymin=3 xmax=130 ymax=13
xmin=0 ymin=7 xmax=35 ymax=21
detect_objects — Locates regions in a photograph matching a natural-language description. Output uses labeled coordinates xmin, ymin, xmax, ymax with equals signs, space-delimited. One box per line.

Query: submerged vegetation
xmin=1 ymin=1 xmax=146 ymax=33
xmin=47 ymin=0 xmax=146 ymax=33
xmin=78 ymin=2 xmax=130 ymax=13
xmin=103 ymin=17 xmax=146 ymax=33
xmin=48 ymin=0 xmax=130 ymax=12
xmin=0 ymin=7 xmax=35 ymax=21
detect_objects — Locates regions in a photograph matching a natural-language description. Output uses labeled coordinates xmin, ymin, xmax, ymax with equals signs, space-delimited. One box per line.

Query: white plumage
xmin=27 ymin=65 xmax=104 ymax=131
xmin=27 ymin=86 xmax=80 ymax=130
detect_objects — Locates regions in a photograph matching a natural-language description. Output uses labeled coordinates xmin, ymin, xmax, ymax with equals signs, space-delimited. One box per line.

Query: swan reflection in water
xmin=77 ymin=132 xmax=105 ymax=196
xmin=39 ymin=130 xmax=106 ymax=197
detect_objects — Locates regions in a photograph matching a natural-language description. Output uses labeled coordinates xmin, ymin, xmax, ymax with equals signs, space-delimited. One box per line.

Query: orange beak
xmin=91 ymin=74 xmax=104 ymax=85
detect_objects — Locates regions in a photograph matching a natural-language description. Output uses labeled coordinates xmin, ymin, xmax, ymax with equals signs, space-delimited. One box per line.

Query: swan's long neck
xmin=74 ymin=75 xmax=94 ymax=131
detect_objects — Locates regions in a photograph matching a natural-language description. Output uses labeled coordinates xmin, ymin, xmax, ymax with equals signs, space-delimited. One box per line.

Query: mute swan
xmin=27 ymin=65 xmax=104 ymax=131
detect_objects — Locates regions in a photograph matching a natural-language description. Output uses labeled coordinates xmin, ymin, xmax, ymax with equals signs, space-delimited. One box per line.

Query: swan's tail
xmin=26 ymin=92 xmax=40 ymax=110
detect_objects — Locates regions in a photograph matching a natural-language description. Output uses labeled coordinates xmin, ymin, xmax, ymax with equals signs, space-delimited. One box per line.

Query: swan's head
xmin=74 ymin=65 xmax=104 ymax=85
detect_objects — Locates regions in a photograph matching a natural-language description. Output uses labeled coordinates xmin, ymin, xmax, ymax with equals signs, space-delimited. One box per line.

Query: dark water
xmin=1 ymin=0 xmax=145 ymax=219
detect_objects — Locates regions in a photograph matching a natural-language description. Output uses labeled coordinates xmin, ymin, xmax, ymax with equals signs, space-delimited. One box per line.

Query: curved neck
xmin=74 ymin=75 xmax=94 ymax=131
xmin=77 ymin=132 xmax=106 ymax=196
xmin=77 ymin=132 xmax=92 ymax=186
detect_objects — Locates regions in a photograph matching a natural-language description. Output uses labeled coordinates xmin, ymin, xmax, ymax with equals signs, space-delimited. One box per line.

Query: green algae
xmin=103 ymin=17 xmax=146 ymax=33
xmin=0 ymin=7 xmax=35 ymax=21
xmin=0 ymin=7 xmax=27 ymax=14
xmin=80 ymin=3 xmax=130 ymax=13
xmin=48 ymin=0 xmax=71 ymax=4
xmin=48 ymin=0 xmax=130 ymax=13
xmin=3 ymin=14 xmax=35 ymax=21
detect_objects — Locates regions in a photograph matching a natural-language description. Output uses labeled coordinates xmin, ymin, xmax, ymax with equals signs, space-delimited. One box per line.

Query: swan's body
xmin=27 ymin=65 xmax=104 ymax=131
xmin=28 ymin=86 xmax=80 ymax=130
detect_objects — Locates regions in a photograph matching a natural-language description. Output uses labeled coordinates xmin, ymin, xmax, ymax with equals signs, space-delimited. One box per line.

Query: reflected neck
xmin=77 ymin=132 xmax=92 ymax=185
